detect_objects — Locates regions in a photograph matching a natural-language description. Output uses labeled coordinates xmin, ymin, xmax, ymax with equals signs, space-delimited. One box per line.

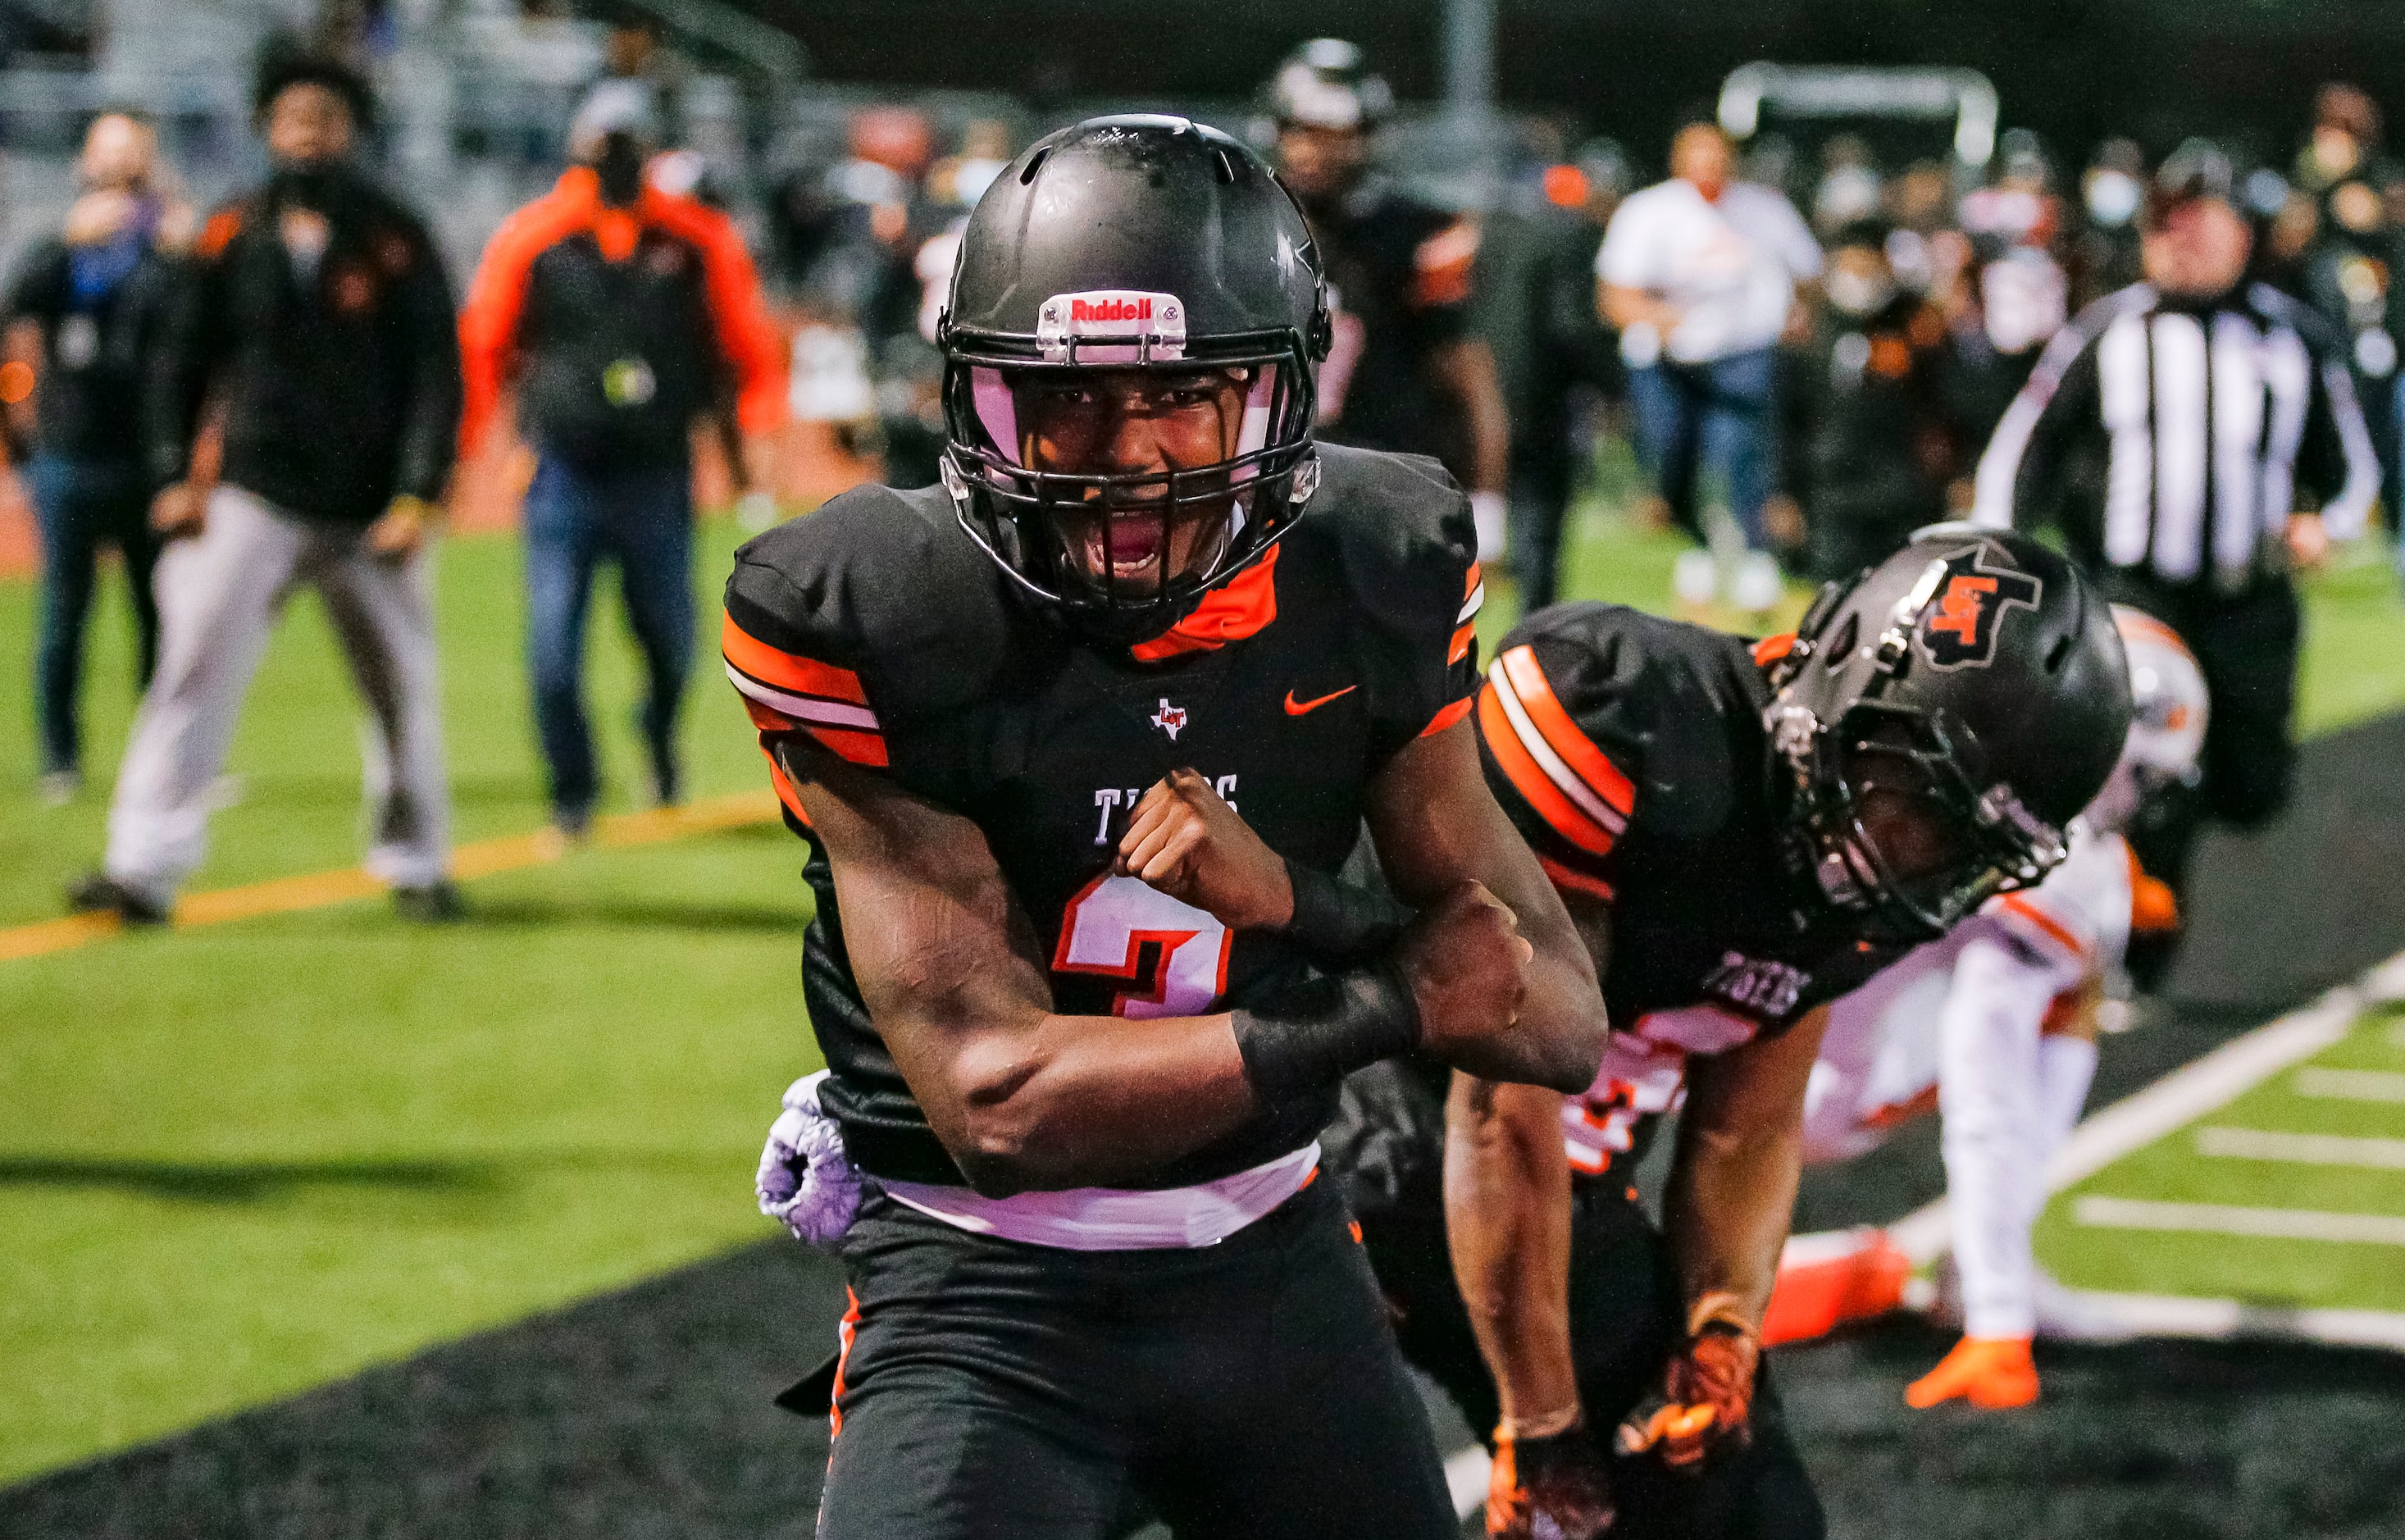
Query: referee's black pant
xmin=2105 ymin=571 xmax=2300 ymax=987
xmin=817 ymin=1178 xmax=1457 ymax=1540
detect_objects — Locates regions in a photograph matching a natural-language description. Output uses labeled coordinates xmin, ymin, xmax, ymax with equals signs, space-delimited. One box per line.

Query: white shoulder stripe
xmin=725 ymin=663 xmax=883 ymax=732
xmin=1485 ymin=660 xmax=1627 ymax=836
xmin=1457 ymin=581 xmax=1485 ymax=624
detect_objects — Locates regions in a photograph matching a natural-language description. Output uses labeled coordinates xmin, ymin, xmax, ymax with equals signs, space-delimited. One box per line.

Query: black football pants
xmin=815 ymin=1178 xmax=1457 ymax=1540
xmin=1361 ymin=1176 xmax=1827 ymax=1540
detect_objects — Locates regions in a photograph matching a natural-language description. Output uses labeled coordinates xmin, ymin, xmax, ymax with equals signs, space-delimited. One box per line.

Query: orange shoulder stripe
xmin=760 ymin=745 xmax=813 ymax=827
xmin=1497 ymin=645 xmax=1637 ymax=816
xmin=1478 ymin=684 xmax=1616 ymax=855
xmin=1449 ymin=622 xmax=1477 ymax=666
xmin=721 ymin=611 xmax=869 ymax=704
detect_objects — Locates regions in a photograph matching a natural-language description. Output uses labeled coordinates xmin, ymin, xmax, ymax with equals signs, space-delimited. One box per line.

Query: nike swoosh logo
xmin=1284 ymin=685 xmax=1357 ymax=717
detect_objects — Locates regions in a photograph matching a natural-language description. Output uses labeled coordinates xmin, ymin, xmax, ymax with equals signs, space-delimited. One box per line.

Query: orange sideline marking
xmin=0 ymin=790 xmax=780 ymax=963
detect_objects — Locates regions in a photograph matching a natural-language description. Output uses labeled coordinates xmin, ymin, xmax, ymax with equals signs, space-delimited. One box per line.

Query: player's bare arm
xmin=1366 ymin=715 xmax=1604 ymax=1091
xmin=776 ymin=734 xmax=1259 ymax=1197
xmin=1665 ymin=1003 xmax=1833 ymax=1328
xmin=1444 ymin=884 xmax=1610 ymax=1433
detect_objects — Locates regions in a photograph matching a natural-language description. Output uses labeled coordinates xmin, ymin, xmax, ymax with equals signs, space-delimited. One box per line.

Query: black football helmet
xmin=1266 ymin=39 xmax=1395 ymax=134
xmin=936 ymin=115 xmax=1330 ymax=642
xmin=1765 ymin=526 xmax=2133 ymax=943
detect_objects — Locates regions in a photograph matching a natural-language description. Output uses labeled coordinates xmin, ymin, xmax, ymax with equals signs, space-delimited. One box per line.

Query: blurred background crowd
xmin=3 ymin=0 xmax=2404 ymax=833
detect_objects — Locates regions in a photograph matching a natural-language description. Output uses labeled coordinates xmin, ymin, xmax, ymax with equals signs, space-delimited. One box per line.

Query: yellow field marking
xmin=0 ymin=789 xmax=780 ymax=964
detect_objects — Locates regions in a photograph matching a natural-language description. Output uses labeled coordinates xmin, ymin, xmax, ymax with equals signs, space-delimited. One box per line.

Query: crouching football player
xmin=730 ymin=116 xmax=1604 ymax=1540
xmin=1778 ymin=607 xmax=2206 ymax=1409
xmin=1323 ymin=529 xmax=2131 ymax=1538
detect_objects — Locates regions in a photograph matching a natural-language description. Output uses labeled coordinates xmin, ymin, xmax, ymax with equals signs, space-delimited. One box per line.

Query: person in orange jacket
xmin=459 ymin=89 xmax=785 ymax=836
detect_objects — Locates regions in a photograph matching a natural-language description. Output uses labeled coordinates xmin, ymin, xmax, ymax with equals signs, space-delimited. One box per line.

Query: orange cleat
xmin=1905 ymin=1335 xmax=2039 ymax=1410
xmin=1760 ymin=1228 xmax=1914 ymax=1346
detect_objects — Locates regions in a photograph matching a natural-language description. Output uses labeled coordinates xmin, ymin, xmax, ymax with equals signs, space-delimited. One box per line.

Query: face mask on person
xmin=2086 ymin=169 xmax=2142 ymax=229
xmin=1826 ymin=265 xmax=1897 ymax=318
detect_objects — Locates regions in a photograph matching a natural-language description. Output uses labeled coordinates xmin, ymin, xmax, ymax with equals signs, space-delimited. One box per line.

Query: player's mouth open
xmin=1079 ymin=511 xmax=1167 ymax=583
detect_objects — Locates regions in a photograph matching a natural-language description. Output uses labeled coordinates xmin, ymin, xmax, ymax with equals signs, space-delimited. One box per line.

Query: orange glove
xmin=1905 ymin=1335 xmax=2038 ymax=1410
xmin=1616 ymin=1292 xmax=1760 ymax=1469
xmin=1487 ymin=1419 xmax=1615 ymax=1540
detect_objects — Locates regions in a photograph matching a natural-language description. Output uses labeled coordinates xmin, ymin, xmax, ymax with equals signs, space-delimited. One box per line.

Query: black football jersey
xmin=1307 ymin=181 xmax=1478 ymax=472
xmin=1474 ymin=603 xmax=1909 ymax=1174
xmin=723 ymin=444 xmax=1483 ymax=1188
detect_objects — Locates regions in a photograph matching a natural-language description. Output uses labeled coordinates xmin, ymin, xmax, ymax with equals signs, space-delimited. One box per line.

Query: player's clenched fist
xmin=1615 ymin=1292 xmax=1760 ymax=1470
xmin=1486 ymin=1423 xmax=1615 ymax=1540
xmin=1116 ymin=767 xmax=1295 ymax=931
xmin=1401 ymin=880 xmax=1533 ymax=1055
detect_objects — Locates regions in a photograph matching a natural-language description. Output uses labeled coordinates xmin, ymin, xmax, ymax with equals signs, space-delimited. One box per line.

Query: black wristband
xmin=1230 ymin=959 xmax=1422 ymax=1106
xmin=1279 ymin=855 xmax=1411 ymax=963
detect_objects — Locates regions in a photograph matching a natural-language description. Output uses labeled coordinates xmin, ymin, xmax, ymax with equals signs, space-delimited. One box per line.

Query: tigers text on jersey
xmin=722 ymin=444 xmax=1482 ymax=1190
xmin=1474 ymin=603 xmax=1909 ymax=1174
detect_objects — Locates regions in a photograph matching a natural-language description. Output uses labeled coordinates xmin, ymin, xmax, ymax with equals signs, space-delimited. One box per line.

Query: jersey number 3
xmin=1053 ymin=873 xmax=1233 ymax=1018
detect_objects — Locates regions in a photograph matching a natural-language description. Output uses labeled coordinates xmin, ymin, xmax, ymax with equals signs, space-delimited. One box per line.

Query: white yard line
xmin=2295 ymin=1066 xmax=2405 ymax=1103
xmin=2196 ymin=1125 xmax=2405 ymax=1169
xmin=2072 ymin=1195 xmax=2405 ymax=1247
xmin=2038 ymin=1289 xmax=2405 ymax=1351
xmin=1887 ymin=975 xmax=2369 ymax=1264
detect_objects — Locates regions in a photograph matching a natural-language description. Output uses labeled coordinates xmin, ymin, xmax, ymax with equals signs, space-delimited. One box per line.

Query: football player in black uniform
xmin=1297 ymin=531 xmax=2126 ymax=1538
xmin=724 ymin=116 xmax=1605 ymax=1540
xmin=1267 ymin=39 xmax=1514 ymax=563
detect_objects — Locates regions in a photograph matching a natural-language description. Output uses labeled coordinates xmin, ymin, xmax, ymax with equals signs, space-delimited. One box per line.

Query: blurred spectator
xmin=2289 ymin=86 xmax=2403 ymax=521
xmin=71 ymin=49 xmax=463 ymax=925
xmin=1811 ymin=133 xmax=1883 ymax=237
xmin=1783 ymin=218 xmax=1968 ymax=579
xmin=1485 ymin=138 xmax=1626 ymax=608
xmin=3 ymin=112 xmax=190 ymax=806
xmin=1973 ymin=140 xmax=2379 ymax=964
xmin=1269 ymin=38 xmax=1511 ymax=561
xmin=1598 ymin=118 xmax=1820 ymax=613
xmin=458 ymin=89 xmax=785 ymax=839
xmin=2070 ymin=138 xmax=2148 ymax=309
xmin=1952 ymin=134 xmax=2071 ymax=448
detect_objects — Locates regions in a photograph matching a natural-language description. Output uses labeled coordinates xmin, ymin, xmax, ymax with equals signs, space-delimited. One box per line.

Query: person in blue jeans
xmin=521 ymin=458 xmax=695 ymax=826
xmin=3 ymin=112 xmax=185 ymax=804
xmin=1597 ymin=122 xmax=1820 ymax=613
xmin=458 ymin=94 xmax=784 ymax=836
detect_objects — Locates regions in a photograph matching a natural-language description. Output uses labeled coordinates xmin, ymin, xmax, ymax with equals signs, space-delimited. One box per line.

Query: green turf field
xmin=5 ymin=485 xmax=2405 ymax=1488
xmin=2038 ymin=1001 xmax=2405 ymax=1318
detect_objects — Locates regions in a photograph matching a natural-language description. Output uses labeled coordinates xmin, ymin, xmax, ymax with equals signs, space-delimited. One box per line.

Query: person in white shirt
xmin=1598 ymin=121 xmax=1821 ymax=611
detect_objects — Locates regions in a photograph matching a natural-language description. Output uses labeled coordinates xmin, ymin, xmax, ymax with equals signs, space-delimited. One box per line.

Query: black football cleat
xmin=65 ymin=871 xmax=171 ymax=926
xmin=393 ymin=880 xmax=467 ymax=923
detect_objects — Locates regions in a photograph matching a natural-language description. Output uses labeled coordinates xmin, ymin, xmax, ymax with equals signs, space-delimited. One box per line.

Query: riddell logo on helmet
xmin=1070 ymin=297 xmax=1152 ymax=323
xmin=1037 ymin=291 xmax=1188 ymax=361
xmin=1919 ymin=548 xmax=2042 ymax=670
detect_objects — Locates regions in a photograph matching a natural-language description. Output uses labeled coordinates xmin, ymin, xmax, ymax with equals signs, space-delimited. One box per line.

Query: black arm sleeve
xmin=389 ymin=219 xmax=462 ymax=505
xmin=147 ymin=242 xmax=225 ymax=487
xmin=1279 ymin=856 xmax=1410 ymax=964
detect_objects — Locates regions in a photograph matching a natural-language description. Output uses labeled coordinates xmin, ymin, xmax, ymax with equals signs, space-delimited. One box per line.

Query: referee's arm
xmin=1969 ymin=317 xmax=2104 ymax=533
xmin=2295 ymin=344 xmax=2381 ymax=541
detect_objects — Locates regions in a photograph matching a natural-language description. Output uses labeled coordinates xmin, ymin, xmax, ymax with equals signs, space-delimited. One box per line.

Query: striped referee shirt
xmin=1971 ymin=281 xmax=2378 ymax=590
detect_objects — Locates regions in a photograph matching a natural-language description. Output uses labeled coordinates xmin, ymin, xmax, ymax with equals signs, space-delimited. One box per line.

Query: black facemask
xmin=595 ymin=132 xmax=648 ymax=207
xmin=268 ymin=158 xmax=348 ymax=212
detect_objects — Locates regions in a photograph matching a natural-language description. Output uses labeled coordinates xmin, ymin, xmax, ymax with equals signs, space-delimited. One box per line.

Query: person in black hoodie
xmin=3 ymin=110 xmax=188 ymax=805
xmin=69 ymin=48 xmax=463 ymax=925
xmin=1782 ymin=220 xmax=1970 ymax=579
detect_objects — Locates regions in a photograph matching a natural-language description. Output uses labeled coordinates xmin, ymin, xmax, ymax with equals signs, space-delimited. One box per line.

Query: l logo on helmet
xmin=1038 ymin=290 xmax=1187 ymax=362
xmin=1919 ymin=549 xmax=2041 ymax=670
